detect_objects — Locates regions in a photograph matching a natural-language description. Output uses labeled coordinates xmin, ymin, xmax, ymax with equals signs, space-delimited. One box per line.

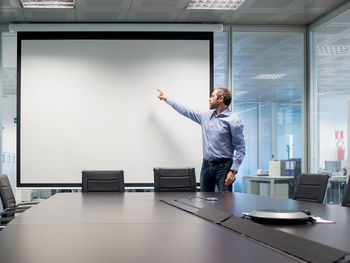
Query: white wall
xmin=2 ymin=96 xmax=16 ymax=153
xmin=1 ymin=97 xmax=16 ymax=198
xmin=1 ymin=33 xmax=17 ymax=197
xmin=2 ymin=33 xmax=16 ymax=68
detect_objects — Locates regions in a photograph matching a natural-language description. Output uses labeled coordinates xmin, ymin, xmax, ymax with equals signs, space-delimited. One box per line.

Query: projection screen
xmin=17 ymin=32 xmax=213 ymax=187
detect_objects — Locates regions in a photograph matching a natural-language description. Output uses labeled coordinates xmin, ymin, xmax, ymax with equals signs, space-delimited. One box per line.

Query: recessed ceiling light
xmin=317 ymin=45 xmax=350 ymax=55
xmin=186 ymin=0 xmax=246 ymax=10
xmin=318 ymin=90 xmax=340 ymax=96
xmin=234 ymin=90 xmax=247 ymax=96
xmin=253 ymin=74 xmax=287 ymax=80
xmin=21 ymin=0 xmax=75 ymax=8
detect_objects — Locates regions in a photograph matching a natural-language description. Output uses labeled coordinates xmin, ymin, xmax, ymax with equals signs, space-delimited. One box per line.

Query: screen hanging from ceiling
xmin=17 ymin=32 xmax=213 ymax=187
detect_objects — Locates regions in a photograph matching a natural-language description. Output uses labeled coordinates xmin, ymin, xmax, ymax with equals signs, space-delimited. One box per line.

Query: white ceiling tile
xmin=80 ymin=10 xmax=121 ymax=22
xmin=23 ymin=9 xmax=76 ymax=22
xmin=0 ymin=8 xmax=24 ymax=23
xmin=0 ymin=0 xmax=21 ymax=8
xmin=249 ymin=0 xmax=293 ymax=9
xmin=84 ymin=0 xmax=125 ymax=8
xmin=138 ymin=0 xmax=183 ymax=8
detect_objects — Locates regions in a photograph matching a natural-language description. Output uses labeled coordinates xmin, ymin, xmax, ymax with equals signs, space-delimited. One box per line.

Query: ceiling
xmin=1 ymin=0 xmax=350 ymax=102
xmin=0 ymin=0 xmax=348 ymax=25
xmin=232 ymin=32 xmax=305 ymax=103
xmin=316 ymin=9 xmax=350 ymax=97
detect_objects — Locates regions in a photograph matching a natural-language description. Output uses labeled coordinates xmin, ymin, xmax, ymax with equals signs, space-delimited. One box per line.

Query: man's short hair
xmin=216 ymin=87 xmax=232 ymax=106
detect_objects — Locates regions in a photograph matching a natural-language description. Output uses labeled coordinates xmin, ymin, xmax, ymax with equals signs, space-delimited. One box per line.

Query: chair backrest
xmin=82 ymin=170 xmax=125 ymax=192
xmin=0 ymin=174 xmax=16 ymax=209
xmin=293 ymin=173 xmax=329 ymax=204
xmin=341 ymin=180 xmax=350 ymax=207
xmin=153 ymin=168 xmax=196 ymax=192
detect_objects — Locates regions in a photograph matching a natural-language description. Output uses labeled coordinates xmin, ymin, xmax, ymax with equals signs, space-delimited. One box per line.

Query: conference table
xmin=0 ymin=192 xmax=349 ymax=263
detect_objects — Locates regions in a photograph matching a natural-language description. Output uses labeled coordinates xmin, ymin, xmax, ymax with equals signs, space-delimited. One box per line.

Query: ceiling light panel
xmin=21 ymin=0 xmax=75 ymax=8
xmin=186 ymin=0 xmax=246 ymax=10
xmin=317 ymin=45 xmax=350 ymax=55
xmin=253 ymin=74 xmax=287 ymax=80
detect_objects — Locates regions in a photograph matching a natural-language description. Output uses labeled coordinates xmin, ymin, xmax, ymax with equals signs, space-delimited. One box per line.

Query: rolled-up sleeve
xmin=230 ymin=121 xmax=246 ymax=171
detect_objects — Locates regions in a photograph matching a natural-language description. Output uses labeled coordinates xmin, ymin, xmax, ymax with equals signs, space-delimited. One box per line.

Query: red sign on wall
xmin=335 ymin=131 xmax=344 ymax=140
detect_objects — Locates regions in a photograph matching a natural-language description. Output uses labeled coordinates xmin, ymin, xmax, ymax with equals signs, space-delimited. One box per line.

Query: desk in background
xmin=327 ymin=175 xmax=348 ymax=204
xmin=242 ymin=175 xmax=294 ymax=198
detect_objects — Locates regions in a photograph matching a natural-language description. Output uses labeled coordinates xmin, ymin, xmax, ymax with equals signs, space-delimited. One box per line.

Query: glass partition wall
xmin=231 ymin=30 xmax=305 ymax=193
xmin=309 ymin=8 xmax=350 ymax=204
xmin=1 ymin=33 xmax=18 ymax=204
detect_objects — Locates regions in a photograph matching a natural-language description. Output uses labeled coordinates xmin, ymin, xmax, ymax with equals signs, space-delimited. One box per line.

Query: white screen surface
xmin=20 ymin=38 xmax=211 ymax=185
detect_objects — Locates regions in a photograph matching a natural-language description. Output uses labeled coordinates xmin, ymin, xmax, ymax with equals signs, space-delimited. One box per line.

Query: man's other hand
xmin=224 ymin=170 xmax=236 ymax=185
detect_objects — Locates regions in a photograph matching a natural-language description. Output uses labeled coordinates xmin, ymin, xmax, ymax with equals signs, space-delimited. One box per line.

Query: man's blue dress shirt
xmin=166 ymin=99 xmax=246 ymax=172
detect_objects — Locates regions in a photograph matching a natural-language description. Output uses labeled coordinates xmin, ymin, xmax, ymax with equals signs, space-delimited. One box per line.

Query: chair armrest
xmin=17 ymin=202 xmax=39 ymax=206
xmin=0 ymin=209 xmax=15 ymax=222
xmin=0 ymin=216 xmax=14 ymax=223
xmin=2 ymin=207 xmax=27 ymax=214
xmin=15 ymin=205 xmax=32 ymax=210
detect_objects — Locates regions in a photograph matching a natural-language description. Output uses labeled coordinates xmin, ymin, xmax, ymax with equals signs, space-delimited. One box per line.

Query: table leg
xmin=270 ymin=179 xmax=275 ymax=197
xmin=242 ymin=177 xmax=246 ymax=193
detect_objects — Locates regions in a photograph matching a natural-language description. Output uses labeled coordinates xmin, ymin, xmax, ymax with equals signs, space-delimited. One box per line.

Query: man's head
xmin=209 ymin=87 xmax=232 ymax=110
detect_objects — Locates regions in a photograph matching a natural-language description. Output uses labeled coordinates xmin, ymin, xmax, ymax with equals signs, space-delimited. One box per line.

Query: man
xmin=157 ymin=88 xmax=245 ymax=192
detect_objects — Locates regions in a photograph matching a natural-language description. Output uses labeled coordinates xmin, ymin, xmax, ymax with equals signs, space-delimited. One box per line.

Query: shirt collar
xmin=221 ymin=107 xmax=231 ymax=116
xmin=211 ymin=107 xmax=231 ymax=117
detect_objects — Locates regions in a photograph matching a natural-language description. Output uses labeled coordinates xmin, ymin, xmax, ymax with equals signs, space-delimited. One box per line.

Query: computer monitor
xmin=325 ymin=161 xmax=341 ymax=172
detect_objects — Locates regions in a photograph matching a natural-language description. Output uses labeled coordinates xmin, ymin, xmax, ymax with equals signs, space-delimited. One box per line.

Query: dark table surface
xmin=0 ymin=192 xmax=349 ymax=263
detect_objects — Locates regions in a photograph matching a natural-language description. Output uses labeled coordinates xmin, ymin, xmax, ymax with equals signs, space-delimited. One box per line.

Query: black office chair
xmin=82 ymin=170 xmax=125 ymax=192
xmin=293 ymin=173 xmax=330 ymax=204
xmin=0 ymin=210 xmax=15 ymax=231
xmin=0 ymin=174 xmax=39 ymax=214
xmin=153 ymin=168 xmax=196 ymax=192
xmin=341 ymin=180 xmax=350 ymax=207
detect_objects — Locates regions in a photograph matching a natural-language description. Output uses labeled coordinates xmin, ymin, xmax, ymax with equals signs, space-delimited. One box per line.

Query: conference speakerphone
xmin=244 ymin=209 xmax=311 ymax=224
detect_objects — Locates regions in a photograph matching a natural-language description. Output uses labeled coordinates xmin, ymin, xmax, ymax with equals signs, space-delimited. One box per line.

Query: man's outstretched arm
xmin=156 ymin=89 xmax=203 ymax=125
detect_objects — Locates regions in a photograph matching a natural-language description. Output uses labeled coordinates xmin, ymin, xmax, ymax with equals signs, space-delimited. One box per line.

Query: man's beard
xmin=210 ymin=102 xmax=218 ymax=110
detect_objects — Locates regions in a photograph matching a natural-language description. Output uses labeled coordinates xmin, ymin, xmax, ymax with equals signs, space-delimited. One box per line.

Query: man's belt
xmin=203 ymin=158 xmax=231 ymax=165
